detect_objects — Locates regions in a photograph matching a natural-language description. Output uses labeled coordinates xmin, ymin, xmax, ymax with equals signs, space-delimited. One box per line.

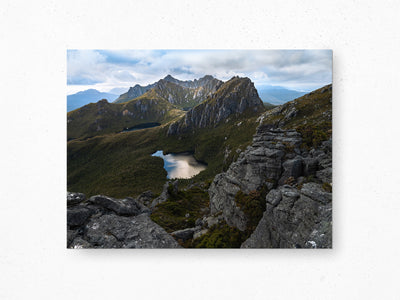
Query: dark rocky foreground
xmin=67 ymin=193 xmax=181 ymax=248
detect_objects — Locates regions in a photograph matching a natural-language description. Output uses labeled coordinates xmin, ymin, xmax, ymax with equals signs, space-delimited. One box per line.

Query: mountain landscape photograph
xmin=67 ymin=49 xmax=332 ymax=248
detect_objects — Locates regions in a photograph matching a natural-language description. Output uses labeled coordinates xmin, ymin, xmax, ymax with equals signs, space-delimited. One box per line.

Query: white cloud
xmin=67 ymin=50 xmax=332 ymax=93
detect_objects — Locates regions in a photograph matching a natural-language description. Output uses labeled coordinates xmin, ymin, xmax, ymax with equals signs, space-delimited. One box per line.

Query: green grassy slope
xmin=67 ymin=97 xmax=184 ymax=140
xmin=261 ymin=84 xmax=332 ymax=129
xmin=67 ymin=110 xmax=263 ymax=198
xmin=260 ymin=84 xmax=332 ymax=148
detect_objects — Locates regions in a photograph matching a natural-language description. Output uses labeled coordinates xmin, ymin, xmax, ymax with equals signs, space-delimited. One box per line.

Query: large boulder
xmin=82 ymin=214 xmax=181 ymax=248
xmin=67 ymin=206 xmax=94 ymax=227
xmin=67 ymin=192 xmax=86 ymax=206
xmin=67 ymin=192 xmax=178 ymax=248
xmin=171 ymin=227 xmax=201 ymax=242
xmin=88 ymin=195 xmax=148 ymax=216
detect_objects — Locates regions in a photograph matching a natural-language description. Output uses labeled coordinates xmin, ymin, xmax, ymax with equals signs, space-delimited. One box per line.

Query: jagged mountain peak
xmin=163 ymin=74 xmax=176 ymax=80
xmin=167 ymin=77 xmax=264 ymax=135
xmin=207 ymin=76 xmax=260 ymax=102
xmin=114 ymin=75 xmax=223 ymax=109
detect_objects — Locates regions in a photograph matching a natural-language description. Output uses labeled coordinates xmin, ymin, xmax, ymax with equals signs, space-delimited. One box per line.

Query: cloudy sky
xmin=67 ymin=50 xmax=332 ymax=95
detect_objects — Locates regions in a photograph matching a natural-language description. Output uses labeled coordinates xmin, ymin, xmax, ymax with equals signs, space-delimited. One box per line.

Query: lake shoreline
xmin=152 ymin=150 xmax=207 ymax=179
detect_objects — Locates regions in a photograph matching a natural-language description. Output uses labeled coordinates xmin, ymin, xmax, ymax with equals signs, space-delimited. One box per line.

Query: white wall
xmin=0 ymin=0 xmax=399 ymax=299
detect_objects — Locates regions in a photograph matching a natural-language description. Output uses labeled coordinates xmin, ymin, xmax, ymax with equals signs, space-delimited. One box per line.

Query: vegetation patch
xmin=296 ymin=121 xmax=332 ymax=149
xmin=67 ymin=126 xmax=167 ymax=198
xmin=192 ymin=221 xmax=246 ymax=248
xmin=261 ymin=84 xmax=332 ymax=133
xmin=235 ymin=186 xmax=268 ymax=233
xmin=322 ymin=182 xmax=332 ymax=193
xmin=150 ymin=186 xmax=209 ymax=233
xmin=263 ymin=102 xmax=276 ymax=110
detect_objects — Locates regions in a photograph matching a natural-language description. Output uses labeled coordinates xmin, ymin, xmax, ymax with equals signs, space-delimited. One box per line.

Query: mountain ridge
xmin=67 ymin=97 xmax=184 ymax=140
xmin=113 ymin=75 xmax=223 ymax=110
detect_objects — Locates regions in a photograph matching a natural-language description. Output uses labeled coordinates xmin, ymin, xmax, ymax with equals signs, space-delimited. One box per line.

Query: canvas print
xmin=67 ymin=50 xmax=332 ymax=248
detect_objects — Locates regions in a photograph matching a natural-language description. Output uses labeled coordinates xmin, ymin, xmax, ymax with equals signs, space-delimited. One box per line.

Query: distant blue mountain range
xmin=256 ymin=85 xmax=307 ymax=105
xmin=67 ymin=89 xmax=120 ymax=112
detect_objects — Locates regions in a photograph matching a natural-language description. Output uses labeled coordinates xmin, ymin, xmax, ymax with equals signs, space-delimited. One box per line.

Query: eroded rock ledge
xmin=67 ymin=193 xmax=181 ymax=249
xmin=208 ymin=124 xmax=332 ymax=248
xmin=241 ymin=183 xmax=332 ymax=248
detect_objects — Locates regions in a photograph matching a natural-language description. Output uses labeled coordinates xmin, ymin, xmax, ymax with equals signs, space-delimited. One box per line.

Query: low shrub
xmin=235 ymin=186 xmax=268 ymax=233
xmin=150 ymin=186 xmax=209 ymax=233
xmin=192 ymin=222 xmax=246 ymax=248
xmin=296 ymin=121 xmax=332 ymax=149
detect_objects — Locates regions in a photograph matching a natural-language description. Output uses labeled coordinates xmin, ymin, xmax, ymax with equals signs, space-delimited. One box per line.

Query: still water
xmin=121 ymin=122 xmax=161 ymax=132
xmin=151 ymin=150 xmax=207 ymax=179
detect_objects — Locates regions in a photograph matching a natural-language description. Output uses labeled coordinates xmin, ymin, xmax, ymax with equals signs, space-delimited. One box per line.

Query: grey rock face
xmin=208 ymin=126 xmax=302 ymax=231
xmin=316 ymin=167 xmax=332 ymax=183
xmin=136 ymin=190 xmax=154 ymax=207
xmin=67 ymin=192 xmax=86 ymax=206
xmin=67 ymin=206 xmax=94 ymax=227
xmin=171 ymin=226 xmax=201 ymax=242
xmin=150 ymin=180 xmax=178 ymax=208
xmin=69 ymin=237 xmax=93 ymax=249
xmin=67 ymin=229 xmax=79 ymax=247
xmin=82 ymin=214 xmax=180 ymax=248
xmin=241 ymin=183 xmax=332 ymax=248
xmin=88 ymin=195 xmax=148 ymax=216
xmin=207 ymin=115 xmax=332 ymax=247
xmin=67 ymin=193 xmax=179 ymax=248
xmin=303 ymin=157 xmax=319 ymax=177
xmin=279 ymin=156 xmax=304 ymax=185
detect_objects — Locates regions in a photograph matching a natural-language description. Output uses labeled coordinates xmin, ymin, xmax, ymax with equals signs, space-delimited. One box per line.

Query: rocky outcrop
xmin=241 ymin=182 xmax=332 ymax=248
xmin=67 ymin=192 xmax=180 ymax=248
xmin=171 ymin=226 xmax=201 ymax=242
xmin=207 ymin=125 xmax=332 ymax=246
xmin=150 ymin=180 xmax=178 ymax=208
xmin=67 ymin=192 xmax=86 ymax=207
xmin=88 ymin=195 xmax=150 ymax=216
xmin=82 ymin=214 xmax=179 ymax=248
xmin=136 ymin=190 xmax=154 ymax=207
xmin=167 ymin=77 xmax=264 ymax=135
xmin=208 ymin=126 xmax=303 ymax=231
